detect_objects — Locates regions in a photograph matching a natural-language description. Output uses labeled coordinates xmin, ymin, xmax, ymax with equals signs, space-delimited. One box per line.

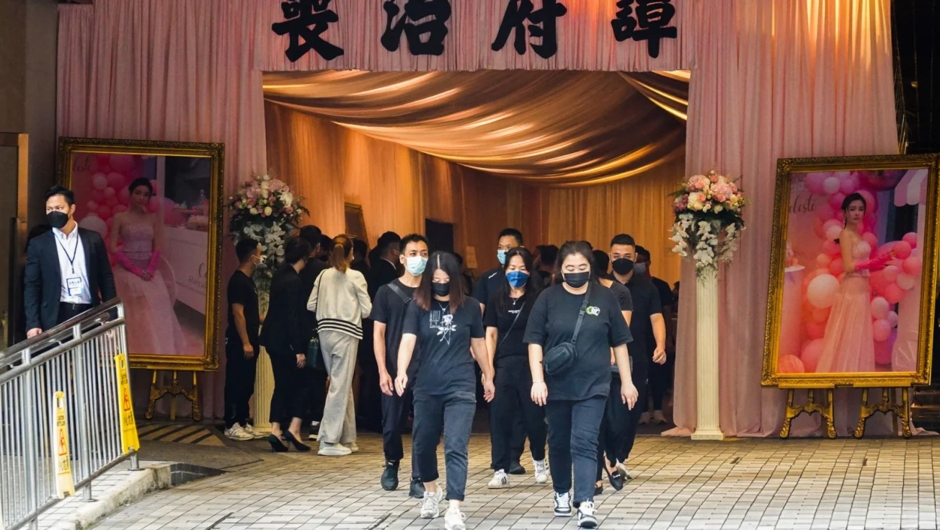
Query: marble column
xmin=692 ymin=272 xmax=724 ymax=440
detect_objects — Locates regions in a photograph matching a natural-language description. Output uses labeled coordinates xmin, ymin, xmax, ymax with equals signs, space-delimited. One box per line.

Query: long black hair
xmin=495 ymin=247 xmax=543 ymax=313
xmin=414 ymin=251 xmax=466 ymax=313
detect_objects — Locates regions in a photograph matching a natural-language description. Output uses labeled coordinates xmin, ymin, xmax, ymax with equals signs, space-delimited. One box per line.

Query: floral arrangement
xmin=227 ymin=174 xmax=307 ymax=291
xmin=669 ymin=170 xmax=747 ymax=277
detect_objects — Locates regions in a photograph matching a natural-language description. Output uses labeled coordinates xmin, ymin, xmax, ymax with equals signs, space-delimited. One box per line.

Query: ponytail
xmin=329 ymin=235 xmax=353 ymax=272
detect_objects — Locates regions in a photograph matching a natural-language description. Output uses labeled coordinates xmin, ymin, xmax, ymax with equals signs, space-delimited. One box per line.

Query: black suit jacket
xmin=260 ymin=263 xmax=307 ymax=355
xmin=368 ymin=258 xmax=399 ymax=299
xmin=24 ymin=227 xmax=117 ymax=331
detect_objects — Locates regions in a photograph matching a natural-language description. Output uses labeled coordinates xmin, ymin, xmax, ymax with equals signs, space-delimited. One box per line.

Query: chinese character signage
xmin=261 ymin=0 xmax=687 ymax=72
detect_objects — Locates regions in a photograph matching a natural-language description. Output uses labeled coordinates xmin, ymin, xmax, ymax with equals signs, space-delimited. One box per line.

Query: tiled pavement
xmin=92 ymin=433 xmax=940 ymax=530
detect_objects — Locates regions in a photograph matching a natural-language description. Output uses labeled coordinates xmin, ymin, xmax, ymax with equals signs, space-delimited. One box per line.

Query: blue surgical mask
xmin=405 ymin=256 xmax=427 ymax=276
xmin=506 ymin=271 xmax=529 ymax=289
xmin=497 ymin=250 xmax=508 ymax=265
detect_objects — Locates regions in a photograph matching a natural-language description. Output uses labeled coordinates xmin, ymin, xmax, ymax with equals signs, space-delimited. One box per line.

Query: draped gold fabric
xmin=264 ymin=70 xmax=685 ymax=187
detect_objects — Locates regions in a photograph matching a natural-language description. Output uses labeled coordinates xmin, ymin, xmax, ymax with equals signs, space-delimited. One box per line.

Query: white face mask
xmin=404 ymin=256 xmax=428 ymax=276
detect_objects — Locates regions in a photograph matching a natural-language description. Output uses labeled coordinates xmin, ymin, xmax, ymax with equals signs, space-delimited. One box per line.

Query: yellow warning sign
xmin=53 ymin=391 xmax=75 ymax=498
xmin=114 ymin=354 xmax=140 ymax=453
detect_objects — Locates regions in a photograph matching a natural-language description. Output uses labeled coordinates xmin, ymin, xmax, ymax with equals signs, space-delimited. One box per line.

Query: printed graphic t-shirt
xmin=403 ymin=297 xmax=485 ymax=396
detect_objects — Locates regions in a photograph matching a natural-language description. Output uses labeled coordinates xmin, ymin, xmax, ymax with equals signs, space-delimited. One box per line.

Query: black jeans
xmin=269 ymin=351 xmax=309 ymax=426
xmin=621 ymin=353 xmax=649 ymax=461
xmin=490 ymin=363 xmax=546 ymax=472
xmin=382 ymin=388 xmax=418 ymax=479
xmin=413 ymin=390 xmax=476 ymax=501
xmin=648 ymin=351 xmax=672 ymax=410
xmin=596 ymin=374 xmax=630 ymax=479
xmin=308 ymin=367 xmax=328 ymax=423
xmin=223 ymin=340 xmax=258 ymax=429
xmin=545 ymin=396 xmax=606 ymax=504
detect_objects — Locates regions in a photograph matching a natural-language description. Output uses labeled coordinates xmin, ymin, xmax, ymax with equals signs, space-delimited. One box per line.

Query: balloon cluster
xmin=779 ymin=170 xmax=918 ymax=373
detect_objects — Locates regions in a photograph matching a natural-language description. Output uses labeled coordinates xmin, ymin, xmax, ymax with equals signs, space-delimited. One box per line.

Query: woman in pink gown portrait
xmin=110 ymin=178 xmax=187 ymax=356
xmin=816 ymin=193 xmax=892 ymax=373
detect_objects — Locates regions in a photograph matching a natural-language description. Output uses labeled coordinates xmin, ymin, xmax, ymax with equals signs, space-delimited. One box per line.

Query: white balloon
xmin=78 ymin=215 xmax=107 ymax=237
xmin=870 ymin=297 xmax=890 ymax=320
xmin=897 ymin=273 xmax=916 ymax=291
xmin=807 ymin=274 xmax=840 ymax=309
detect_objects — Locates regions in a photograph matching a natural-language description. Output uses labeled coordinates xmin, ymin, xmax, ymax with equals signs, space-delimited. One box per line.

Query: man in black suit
xmin=367 ymin=231 xmax=401 ymax=298
xmin=25 ymin=186 xmax=117 ymax=338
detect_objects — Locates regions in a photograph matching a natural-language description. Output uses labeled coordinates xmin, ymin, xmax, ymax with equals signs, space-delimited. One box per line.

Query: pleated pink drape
xmin=671 ymin=0 xmax=898 ymax=437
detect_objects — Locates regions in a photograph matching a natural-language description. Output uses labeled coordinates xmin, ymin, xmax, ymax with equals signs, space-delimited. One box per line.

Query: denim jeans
xmin=545 ymin=396 xmax=606 ymax=504
xmin=413 ymin=390 xmax=476 ymax=501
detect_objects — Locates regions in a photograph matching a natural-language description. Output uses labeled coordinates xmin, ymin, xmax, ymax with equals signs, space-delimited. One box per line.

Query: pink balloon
xmin=806 ymin=320 xmax=826 ymax=340
xmin=902 ymin=232 xmax=918 ymax=249
xmin=823 ymin=240 xmax=840 ymax=256
xmin=104 ymin=196 xmax=119 ymax=207
xmin=862 ymin=232 xmax=878 ymax=250
xmin=109 ymin=155 xmax=135 ymax=173
xmin=828 ymin=257 xmax=844 ymax=276
xmin=883 ymin=265 xmax=900 ymax=283
xmin=800 ymin=339 xmax=824 ymax=373
xmin=825 ymin=223 xmax=843 ymax=241
xmin=112 ymin=204 xmax=128 ymax=215
xmin=893 ymin=241 xmax=912 ymax=260
xmin=106 ymin=171 xmax=125 ymax=189
xmin=92 ymin=173 xmax=108 ymax=191
xmin=897 ymin=273 xmax=916 ymax=291
xmin=871 ymin=297 xmax=890 ymax=320
xmin=807 ymin=274 xmax=840 ymax=309
xmin=823 ymin=177 xmax=841 ymax=195
xmin=887 ymin=311 xmax=899 ymax=328
xmin=883 ymin=283 xmax=904 ymax=305
xmin=872 ymin=319 xmax=891 ymax=342
xmin=870 ymin=271 xmax=889 ymax=295
xmin=103 ymin=187 xmax=116 ymax=198
xmin=147 ymin=196 xmax=161 ymax=213
xmin=828 ymin=192 xmax=846 ymax=211
xmin=874 ymin=330 xmax=896 ymax=365
xmin=163 ymin=198 xmax=184 ymax=226
xmin=96 ymin=204 xmax=112 ymax=220
xmin=839 ymin=175 xmax=860 ymax=194
xmin=902 ymin=256 xmax=922 ymax=276
xmin=811 ymin=307 xmax=831 ymax=323
xmin=778 ymin=355 xmax=806 ymax=374
xmin=118 ymin=187 xmax=130 ymax=205
xmin=805 ymin=173 xmax=828 ymax=195
xmin=857 ymin=190 xmax=877 ymax=213
xmin=816 ymin=253 xmax=832 ymax=268
xmin=91 ymin=189 xmax=104 ymax=203
xmin=86 ymin=200 xmax=99 ymax=212
xmin=866 ymin=169 xmax=905 ymax=191
xmin=78 ymin=214 xmax=107 ymax=237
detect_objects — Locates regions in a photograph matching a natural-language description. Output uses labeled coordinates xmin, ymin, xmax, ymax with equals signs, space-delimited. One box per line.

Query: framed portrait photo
xmin=762 ymin=154 xmax=940 ymax=389
xmin=57 ymin=138 xmax=224 ymax=371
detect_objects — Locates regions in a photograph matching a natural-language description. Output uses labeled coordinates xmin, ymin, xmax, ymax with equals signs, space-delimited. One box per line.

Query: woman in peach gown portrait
xmin=816 ymin=193 xmax=892 ymax=373
xmin=110 ymin=178 xmax=187 ymax=355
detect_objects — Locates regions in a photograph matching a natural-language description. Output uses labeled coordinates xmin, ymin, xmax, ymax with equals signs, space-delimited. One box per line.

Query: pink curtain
xmin=672 ymin=0 xmax=898 ymax=437
xmin=57 ymin=0 xmax=268 ymax=419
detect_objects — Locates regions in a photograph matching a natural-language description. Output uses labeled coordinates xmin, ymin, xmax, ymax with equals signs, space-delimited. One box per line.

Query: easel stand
xmin=780 ymin=388 xmax=835 ymax=439
xmin=145 ymin=370 xmax=202 ymax=421
xmin=854 ymin=387 xmax=912 ymax=439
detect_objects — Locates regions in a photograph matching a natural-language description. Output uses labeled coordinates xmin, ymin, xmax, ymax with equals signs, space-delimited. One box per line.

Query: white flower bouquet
xmin=670 ymin=170 xmax=747 ymax=277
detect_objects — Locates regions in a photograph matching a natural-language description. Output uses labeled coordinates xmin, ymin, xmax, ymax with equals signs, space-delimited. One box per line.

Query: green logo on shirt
xmin=586 ymin=306 xmax=601 ymax=316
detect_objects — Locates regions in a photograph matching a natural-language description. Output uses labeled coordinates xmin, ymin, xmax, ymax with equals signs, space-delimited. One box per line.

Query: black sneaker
xmin=608 ymin=470 xmax=624 ymax=491
xmin=409 ymin=478 xmax=426 ymax=499
xmin=594 ymin=483 xmax=604 ymax=496
xmin=381 ymin=461 xmax=399 ymax=491
xmin=509 ymin=460 xmax=526 ymax=475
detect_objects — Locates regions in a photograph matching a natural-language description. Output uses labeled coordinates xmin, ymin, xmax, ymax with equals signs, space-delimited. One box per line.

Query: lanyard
xmin=57 ymin=234 xmax=80 ymax=274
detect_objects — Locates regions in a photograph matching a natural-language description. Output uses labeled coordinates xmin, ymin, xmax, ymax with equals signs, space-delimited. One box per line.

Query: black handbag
xmin=307 ymin=272 xmax=327 ymax=373
xmin=542 ymin=284 xmax=590 ymax=376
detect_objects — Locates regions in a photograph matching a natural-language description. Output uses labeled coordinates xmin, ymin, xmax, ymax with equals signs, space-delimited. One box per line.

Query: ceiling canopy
xmin=264 ymin=70 xmax=689 ymax=186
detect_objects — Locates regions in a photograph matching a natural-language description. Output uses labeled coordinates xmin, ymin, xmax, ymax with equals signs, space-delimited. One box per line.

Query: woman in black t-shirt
xmin=523 ymin=240 xmax=637 ymax=529
xmin=483 ymin=247 xmax=547 ymax=489
xmin=395 ymin=251 xmax=496 ymax=530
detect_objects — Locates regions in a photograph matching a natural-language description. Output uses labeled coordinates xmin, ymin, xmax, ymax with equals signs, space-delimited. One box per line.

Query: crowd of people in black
xmin=223 ymin=226 xmax=676 ymax=530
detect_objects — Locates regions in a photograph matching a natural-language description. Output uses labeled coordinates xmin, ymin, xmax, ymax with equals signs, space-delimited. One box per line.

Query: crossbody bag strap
xmin=387 ymin=281 xmax=411 ymax=305
xmin=570 ymin=283 xmax=591 ymax=346
xmin=496 ymin=301 xmax=525 ymax=353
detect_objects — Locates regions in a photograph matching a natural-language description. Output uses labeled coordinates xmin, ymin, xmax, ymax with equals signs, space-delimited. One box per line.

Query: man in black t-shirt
xmin=636 ymin=246 xmax=675 ymax=425
xmin=473 ymin=227 xmax=528 ymax=475
xmin=609 ymin=234 xmax=666 ymax=473
xmin=299 ymin=226 xmax=329 ymax=440
xmin=372 ymin=234 xmax=429 ymax=498
xmin=224 ymin=239 xmax=263 ymax=441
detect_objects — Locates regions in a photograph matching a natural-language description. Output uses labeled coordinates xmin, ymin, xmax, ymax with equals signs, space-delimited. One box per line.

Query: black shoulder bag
xmin=542 ymin=284 xmax=591 ymax=376
xmin=307 ymin=271 xmax=327 ymax=373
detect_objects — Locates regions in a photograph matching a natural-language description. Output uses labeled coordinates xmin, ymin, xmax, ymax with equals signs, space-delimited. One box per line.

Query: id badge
xmin=66 ymin=277 xmax=85 ymax=297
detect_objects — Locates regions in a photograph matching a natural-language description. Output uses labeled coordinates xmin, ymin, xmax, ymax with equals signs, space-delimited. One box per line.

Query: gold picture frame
xmin=57 ymin=137 xmax=224 ymax=371
xmin=762 ymin=154 xmax=940 ymax=389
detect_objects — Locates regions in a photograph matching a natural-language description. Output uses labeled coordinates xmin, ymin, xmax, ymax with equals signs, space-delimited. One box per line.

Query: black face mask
xmin=563 ymin=272 xmax=591 ymax=288
xmin=47 ymin=211 xmax=69 ymax=229
xmin=612 ymin=258 xmax=634 ymax=276
xmin=432 ymin=282 xmax=451 ymax=296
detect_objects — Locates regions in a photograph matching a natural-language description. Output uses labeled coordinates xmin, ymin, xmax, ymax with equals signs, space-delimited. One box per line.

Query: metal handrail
xmin=0 ymin=299 xmax=139 ymax=530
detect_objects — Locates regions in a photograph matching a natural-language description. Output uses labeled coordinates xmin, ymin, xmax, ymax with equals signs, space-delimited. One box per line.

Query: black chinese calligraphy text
xmin=272 ymin=0 xmax=344 ymax=62
xmin=611 ymin=0 xmax=677 ymax=59
xmin=381 ymin=0 xmax=452 ymax=56
xmin=491 ymin=0 xmax=567 ymax=59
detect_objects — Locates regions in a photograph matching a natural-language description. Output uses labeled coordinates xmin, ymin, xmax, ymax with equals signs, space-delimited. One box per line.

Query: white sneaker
xmin=308 ymin=421 xmax=320 ymax=441
xmin=241 ymin=424 xmax=265 ymax=439
xmin=318 ymin=442 xmax=352 ymax=456
xmin=615 ymin=461 xmax=634 ymax=480
xmin=420 ymin=487 xmax=444 ymax=519
xmin=347 ymin=442 xmax=359 ymax=453
xmin=533 ymin=459 xmax=549 ymax=484
xmin=487 ymin=470 xmax=510 ymax=489
xmin=224 ymin=424 xmax=253 ymax=441
xmin=639 ymin=412 xmax=652 ymax=425
xmin=577 ymin=501 xmax=598 ymax=528
xmin=652 ymin=410 xmax=667 ymax=424
xmin=553 ymin=491 xmax=572 ymax=517
xmin=444 ymin=508 xmax=467 ymax=530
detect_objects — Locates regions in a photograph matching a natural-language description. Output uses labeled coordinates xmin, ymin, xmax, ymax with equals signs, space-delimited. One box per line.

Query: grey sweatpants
xmin=319 ymin=330 xmax=358 ymax=445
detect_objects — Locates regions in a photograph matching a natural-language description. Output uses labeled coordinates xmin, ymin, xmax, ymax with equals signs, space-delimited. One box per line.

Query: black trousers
xmin=545 ymin=396 xmax=606 ymax=504
xmin=648 ymin=351 xmax=673 ymax=410
xmin=596 ymin=374 xmax=630 ymax=479
xmin=489 ymin=363 xmax=546 ymax=472
xmin=413 ymin=390 xmax=476 ymax=501
xmin=382 ymin=388 xmax=419 ymax=478
xmin=57 ymin=302 xmax=91 ymax=325
xmin=269 ymin=351 xmax=309 ymax=426
xmin=308 ymin=366 xmax=328 ymax=423
xmin=223 ymin=340 xmax=258 ymax=429
xmin=621 ymin=353 xmax=649 ymax=461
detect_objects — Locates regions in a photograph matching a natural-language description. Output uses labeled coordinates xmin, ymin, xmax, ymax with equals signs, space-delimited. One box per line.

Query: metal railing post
xmin=21 ymin=346 xmax=39 ymax=529
xmin=129 ymin=452 xmax=140 ymax=471
xmin=70 ymin=324 xmax=96 ymax=503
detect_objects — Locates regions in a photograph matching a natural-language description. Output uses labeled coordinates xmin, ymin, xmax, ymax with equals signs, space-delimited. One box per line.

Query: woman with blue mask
xmin=483 ymin=247 xmax=549 ymax=489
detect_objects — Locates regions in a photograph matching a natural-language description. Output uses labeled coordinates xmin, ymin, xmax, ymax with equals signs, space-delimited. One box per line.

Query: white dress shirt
xmin=53 ymin=226 xmax=92 ymax=304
